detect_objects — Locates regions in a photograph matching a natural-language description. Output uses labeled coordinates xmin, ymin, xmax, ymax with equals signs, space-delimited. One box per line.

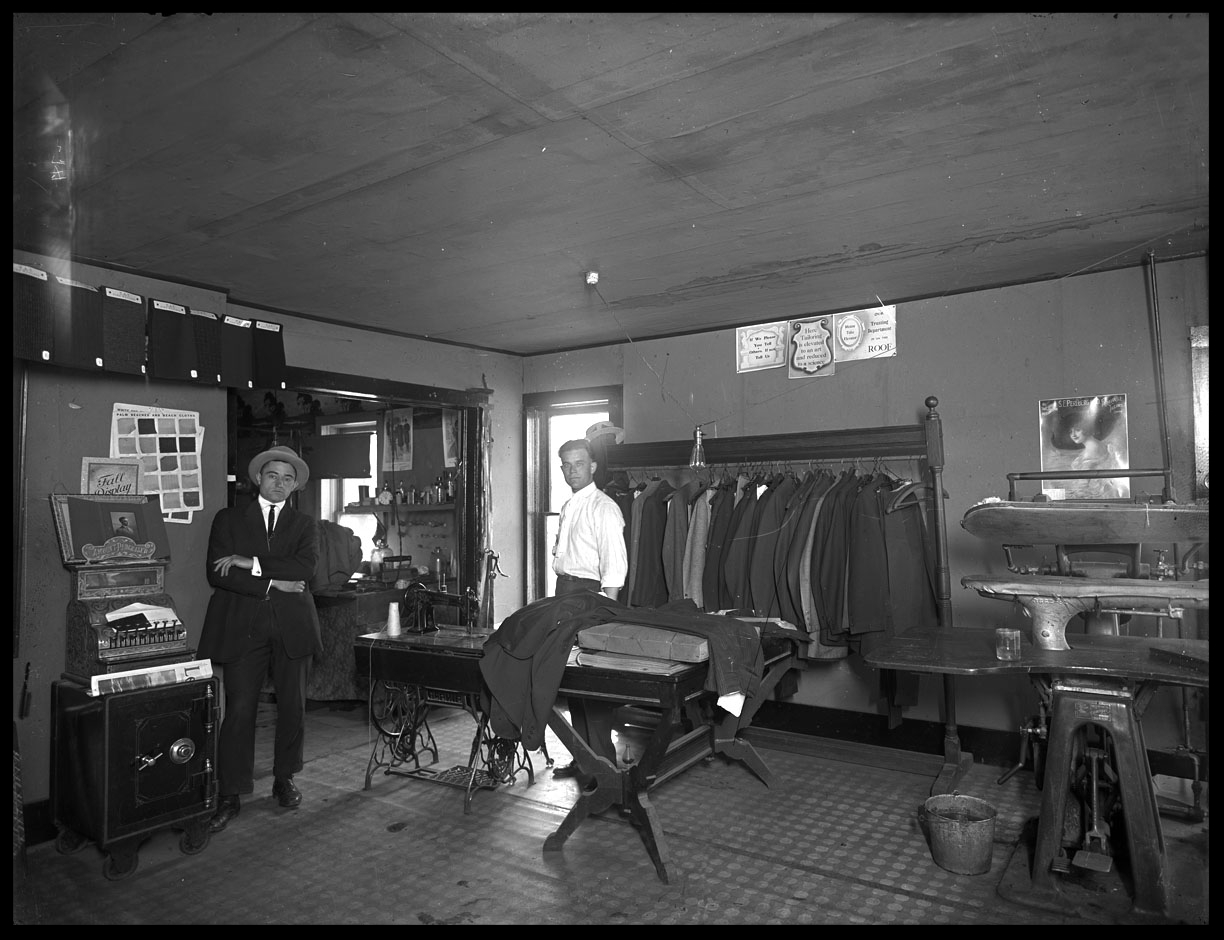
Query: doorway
xmin=523 ymin=386 xmax=623 ymax=602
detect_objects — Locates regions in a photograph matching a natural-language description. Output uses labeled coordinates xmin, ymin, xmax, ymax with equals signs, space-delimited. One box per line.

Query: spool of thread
xmin=386 ymin=601 xmax=402 ymax=637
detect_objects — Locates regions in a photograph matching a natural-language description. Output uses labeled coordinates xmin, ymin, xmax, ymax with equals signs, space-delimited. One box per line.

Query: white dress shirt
xmin=552 ymin=481 xmax=628 ymax=589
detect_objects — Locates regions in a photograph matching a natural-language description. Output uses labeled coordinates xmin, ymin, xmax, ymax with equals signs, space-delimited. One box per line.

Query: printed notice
xmin=735 ymin=321 xmax=788 ymax=373
xmin=834 ymin=305 xmax=896 ymax=361
xmin=787 ymin=316 xmax=836 ymax=379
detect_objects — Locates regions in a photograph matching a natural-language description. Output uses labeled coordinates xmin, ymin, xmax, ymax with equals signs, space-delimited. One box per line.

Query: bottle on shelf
xmin=370 ymin=539 xmax=388 ymax=577
xmin=396 ymin=481 xmax=406 ymax=504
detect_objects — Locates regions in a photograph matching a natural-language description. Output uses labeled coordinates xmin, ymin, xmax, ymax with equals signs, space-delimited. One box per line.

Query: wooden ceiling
xmin=13 ymin=12 xmax=1209 ymax=356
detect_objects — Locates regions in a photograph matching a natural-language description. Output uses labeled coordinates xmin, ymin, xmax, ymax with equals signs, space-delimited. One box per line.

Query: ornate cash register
xmin=52 ymin=494 xmax=194 ymax=683
xmin=49 ymin=494 xmax=218 ymax=880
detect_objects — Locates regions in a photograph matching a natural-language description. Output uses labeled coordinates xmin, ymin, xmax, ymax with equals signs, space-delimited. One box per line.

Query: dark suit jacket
xmin=198 ymin=498 xmax=323 ymax=663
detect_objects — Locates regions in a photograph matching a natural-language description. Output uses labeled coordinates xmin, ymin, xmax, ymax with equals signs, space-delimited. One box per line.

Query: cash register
xmin=49 ymin=494 xmax=216 ymax=879
xmin=50 ymin=494 xmax=194 ymax=684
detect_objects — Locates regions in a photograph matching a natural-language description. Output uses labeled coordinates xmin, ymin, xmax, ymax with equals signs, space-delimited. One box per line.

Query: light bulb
xmin=585 ymin=271 xmax=599 ymax=286
xmin=689 ymin=424 xmax=706 ymax=470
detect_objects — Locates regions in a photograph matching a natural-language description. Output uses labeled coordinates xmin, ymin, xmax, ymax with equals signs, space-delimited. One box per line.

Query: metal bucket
xmin=920 ymin=792 xmax=997 ymax=875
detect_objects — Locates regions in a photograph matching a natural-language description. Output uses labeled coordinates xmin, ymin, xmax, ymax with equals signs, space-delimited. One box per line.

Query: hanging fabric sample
xmin=100 ymin=287 xmax=148 ymax=375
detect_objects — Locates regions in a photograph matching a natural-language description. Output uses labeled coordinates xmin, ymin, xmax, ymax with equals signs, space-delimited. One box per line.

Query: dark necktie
xmin=267 ymin=504 xmax=276 ymax=543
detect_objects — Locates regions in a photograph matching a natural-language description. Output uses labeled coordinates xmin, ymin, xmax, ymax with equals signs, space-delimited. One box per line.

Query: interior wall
xmin=522 ymin=258 xmax=1208 ymax=750
xmin=13 ymin=248 xmax=1206 ymax=812
xmin=238 ymin=306 xmax=528 ymax=614
xmin=13 ymin=250 xmax=525 ymax=813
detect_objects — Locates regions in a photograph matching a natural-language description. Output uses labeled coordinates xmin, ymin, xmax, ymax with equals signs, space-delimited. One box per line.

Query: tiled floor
xmin=14 ymin=699 xmax=1208 ymax=925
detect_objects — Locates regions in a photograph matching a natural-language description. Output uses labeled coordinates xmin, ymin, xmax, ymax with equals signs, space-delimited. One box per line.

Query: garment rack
xmin=603 ymin=395 xmax=971 ymax=788
xmin=603 ymin=395 xmax=952 ymax=627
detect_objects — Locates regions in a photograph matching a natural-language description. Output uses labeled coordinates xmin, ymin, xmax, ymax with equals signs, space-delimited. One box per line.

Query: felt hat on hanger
xmin=249 ymin=444 xmax=310 ymax=486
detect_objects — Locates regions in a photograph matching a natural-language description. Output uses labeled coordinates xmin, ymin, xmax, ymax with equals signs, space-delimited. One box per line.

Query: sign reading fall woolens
xmin=81 ymin=457 xmax=142 ymax=496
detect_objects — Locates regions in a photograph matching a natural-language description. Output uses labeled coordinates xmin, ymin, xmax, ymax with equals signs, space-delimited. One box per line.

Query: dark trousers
xmin=216 ymin=629 xmax=311 ymax=796
xmin=554 ymin=577 xmax=618 ymax=764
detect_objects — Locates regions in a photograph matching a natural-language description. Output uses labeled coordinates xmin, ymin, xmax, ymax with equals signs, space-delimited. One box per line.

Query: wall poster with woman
xmin=1038 ymin=394 xmax=1130 ymax=499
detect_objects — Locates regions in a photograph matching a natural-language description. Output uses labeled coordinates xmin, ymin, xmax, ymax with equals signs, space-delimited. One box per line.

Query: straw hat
xmin=248 ymin=445 xmax=309 ymax=486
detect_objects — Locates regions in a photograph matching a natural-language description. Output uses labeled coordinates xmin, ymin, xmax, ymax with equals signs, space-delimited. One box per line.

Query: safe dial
xmin=168 ymin=737 xmax=196 ymax=764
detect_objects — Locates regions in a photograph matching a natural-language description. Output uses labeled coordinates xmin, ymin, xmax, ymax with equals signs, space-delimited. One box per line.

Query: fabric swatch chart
xmin=110 ymin=403 xmax=205 ymax=524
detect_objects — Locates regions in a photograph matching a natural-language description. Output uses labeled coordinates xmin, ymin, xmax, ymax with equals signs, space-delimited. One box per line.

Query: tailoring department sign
xmin=735 ymin=305 xmax=898 ymax=378
xmin=787 ymin=316 xmax=836 ymax=378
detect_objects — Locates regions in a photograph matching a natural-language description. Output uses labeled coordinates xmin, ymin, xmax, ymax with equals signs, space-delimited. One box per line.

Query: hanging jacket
xmin=312 ymin=519 xmax=364 ymax=592
xmin=479 ymin=591 xmax=616 ymax=749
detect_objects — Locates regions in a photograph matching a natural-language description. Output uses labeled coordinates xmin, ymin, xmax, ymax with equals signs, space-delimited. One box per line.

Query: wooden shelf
xmin=343 ymin=503 xmax=455 ymax=514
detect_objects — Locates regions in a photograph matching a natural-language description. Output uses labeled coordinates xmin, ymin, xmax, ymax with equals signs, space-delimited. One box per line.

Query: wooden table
xmin=543 ymin=636 xmax=796 ymax=883
xmin=865 ymin=627 xmax=1209 ymax=918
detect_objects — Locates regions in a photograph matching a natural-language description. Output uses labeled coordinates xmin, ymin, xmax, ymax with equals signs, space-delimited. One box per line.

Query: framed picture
xmin=1038 ymin=394 xmax=1130 ymax=499
xmin=81 ymin=457 xmax=142 ymax=496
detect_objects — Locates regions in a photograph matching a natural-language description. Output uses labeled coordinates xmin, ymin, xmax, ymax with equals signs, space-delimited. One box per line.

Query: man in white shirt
xmin=550 ymin=438 xmax=628 ymax=777
xmin=552 ymin=438 xmax=628 ymax=600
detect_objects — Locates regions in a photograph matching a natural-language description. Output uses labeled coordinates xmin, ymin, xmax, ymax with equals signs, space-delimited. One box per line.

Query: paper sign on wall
xmin=735 ymin=321 xmax=789 ymax=373
xmin=833 ymin=305 xmax=896 ymax=362
xmin=787 ymin=316 xmax=836 ymax=379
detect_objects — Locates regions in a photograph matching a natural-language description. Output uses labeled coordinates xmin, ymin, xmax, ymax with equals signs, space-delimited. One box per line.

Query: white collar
xmin=258 ymin=496 xmax=285 ymax=513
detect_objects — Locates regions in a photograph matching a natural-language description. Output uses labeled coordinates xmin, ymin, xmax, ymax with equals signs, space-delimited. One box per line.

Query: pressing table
xmin=355 ymin=628 xmax=796 ymax=882
xmin=544 ymin=635 xmax=796 ymax=883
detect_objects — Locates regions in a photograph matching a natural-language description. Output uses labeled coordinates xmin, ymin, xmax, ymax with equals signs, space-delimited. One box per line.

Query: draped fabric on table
xmin=479 ymin=592 xmax=783 ymax=748
xmin=618 ymin=468 xmax=939 ymax=705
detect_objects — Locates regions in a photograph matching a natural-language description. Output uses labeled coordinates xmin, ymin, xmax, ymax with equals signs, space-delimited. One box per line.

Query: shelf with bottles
xmin=343 ymin=502 xmax=455 ymax=514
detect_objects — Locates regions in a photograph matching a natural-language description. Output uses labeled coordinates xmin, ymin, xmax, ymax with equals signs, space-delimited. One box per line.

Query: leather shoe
xmin=209 ymin=795 xmax=241 ymax=833
xmin=551 ymin=762 xmax=579 ymax=778
xmin=272 ymin=776 xmax=302 ymax=808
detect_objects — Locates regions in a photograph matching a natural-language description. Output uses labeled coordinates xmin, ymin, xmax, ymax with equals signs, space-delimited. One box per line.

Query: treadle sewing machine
xmin=401 ymin=580 xmax=480 ymax=634
xmin=48 ymin=494 xmax=217 ymax=880
xmin=353 ymin=627 xmax=538 ymax=814
xmin=954 ymin=480 xmax=1209 ymax=922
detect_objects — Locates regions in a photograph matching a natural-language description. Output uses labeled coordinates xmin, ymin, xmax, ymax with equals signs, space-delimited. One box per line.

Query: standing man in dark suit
xmin=200 ymin=445 xmax=322 ymax=833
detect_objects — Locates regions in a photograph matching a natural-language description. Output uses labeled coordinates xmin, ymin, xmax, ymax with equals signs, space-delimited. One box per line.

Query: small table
xmin=544 ymin=636 xmax=796 ymax=883
xmin=865 ymin=628 xmax=1209 ymax=919
xmin=353 ymin=629 xmax=536 ymax=813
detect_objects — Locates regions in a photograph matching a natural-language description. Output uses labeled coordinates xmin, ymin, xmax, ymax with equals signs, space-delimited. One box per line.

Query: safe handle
xmin=135 ymin=750 xmax=163 ymax=771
